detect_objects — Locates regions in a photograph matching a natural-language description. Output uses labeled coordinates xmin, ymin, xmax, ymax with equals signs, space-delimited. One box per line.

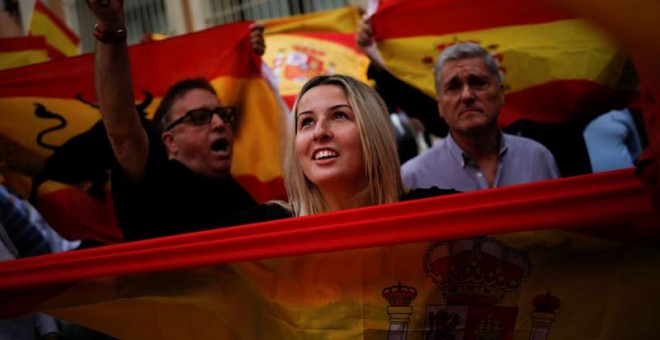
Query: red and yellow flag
xmin=370 ymin=0 xmax=638 ymax=126
xmin=0 ymin=169 xmax=658 ymax=338
xmin=0 ymin=36 xmax=50 ymax=71
xmin=28 ymin=1 xmax=80 ymax=59
xmin=546 ymin=0 xmax=660 ymax=208
xmin=263 ymin=6 xmax=370 ymax=108
xmin=0 ymin=21 xmax=286 ymax=243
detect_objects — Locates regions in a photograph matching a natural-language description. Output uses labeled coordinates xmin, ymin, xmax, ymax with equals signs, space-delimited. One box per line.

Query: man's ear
xmin=436 ymin=100 xmax=444 ymax=119
xmin=162 ymin=132 xmax=177 ymax=157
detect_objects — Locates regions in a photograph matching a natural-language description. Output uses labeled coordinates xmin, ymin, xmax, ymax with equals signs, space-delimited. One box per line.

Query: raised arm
xmin=86 ymin=0 xmax=148 ymax=182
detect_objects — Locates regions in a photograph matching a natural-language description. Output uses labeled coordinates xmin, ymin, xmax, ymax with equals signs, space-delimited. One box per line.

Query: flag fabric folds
xmin=0 ymin=21 xmax=287 ymax=243
xmin=0 ymin=36 xmax=50 ymax=71
xmin=370 ymin=0 xmax=638 ymax=127
xmin=28 ymin=1 xmax=80 ymax=59
xmin=0 ymin=169 xmax=658 ymax=338
xmin=546 ymin=0 xmax=660 ymax=209
xmin=263 ymin=6 xmax=370 ymax=108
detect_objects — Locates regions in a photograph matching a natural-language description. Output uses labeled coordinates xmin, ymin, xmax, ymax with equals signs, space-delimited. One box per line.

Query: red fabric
xmin=38 ymin=187 xmax=124 ymax=244
xmin=500 ymin=79 xmax=639 ymax=126
xmin=0 ymin=169 xmax=656 ymax=294
xmin=372 ymin=0 xmax=574 ymax=41
xmin=635 ymin=61 xmax=660 ymax=208
xmin=0 ymin=22 xmax=260 ymax=99
xmin=0 ymin=36 xmax=48 ymax=52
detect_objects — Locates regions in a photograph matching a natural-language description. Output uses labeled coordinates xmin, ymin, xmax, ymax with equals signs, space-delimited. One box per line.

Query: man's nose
xmin=460 ymin=84 xmax=476 ymax=102
xmin=209 ymin=112 xmax=227 ymax=129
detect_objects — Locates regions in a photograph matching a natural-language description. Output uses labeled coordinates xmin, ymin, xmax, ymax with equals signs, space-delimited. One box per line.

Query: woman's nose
xmin=312 ymin=120 xmax=332 ymax=141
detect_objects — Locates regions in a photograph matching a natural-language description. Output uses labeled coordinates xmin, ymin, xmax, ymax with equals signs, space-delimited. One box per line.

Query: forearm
xmin=94 ymin=21 xmax=148 ymax=181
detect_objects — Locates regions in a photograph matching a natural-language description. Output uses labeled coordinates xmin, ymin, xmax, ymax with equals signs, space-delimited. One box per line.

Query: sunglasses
xmin=165 ymin=106 xmax=236 ymax=131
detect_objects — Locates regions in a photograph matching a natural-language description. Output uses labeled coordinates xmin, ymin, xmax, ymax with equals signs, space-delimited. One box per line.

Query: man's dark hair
xmin=153 ymin=78 xmax=218 ymax=129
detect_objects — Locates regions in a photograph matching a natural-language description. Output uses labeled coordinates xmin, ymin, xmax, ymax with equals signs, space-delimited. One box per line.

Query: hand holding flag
xmin=85 ymin=0 xmax=125 ymax=25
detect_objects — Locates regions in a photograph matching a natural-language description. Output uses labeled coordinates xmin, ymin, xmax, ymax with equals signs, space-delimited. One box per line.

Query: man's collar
xmin=446 ymin=131 xmax=509 ymax=167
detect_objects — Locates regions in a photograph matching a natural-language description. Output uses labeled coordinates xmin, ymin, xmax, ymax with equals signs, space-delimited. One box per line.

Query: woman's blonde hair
xmin=285 ymin=75 xmax=404 ymax=216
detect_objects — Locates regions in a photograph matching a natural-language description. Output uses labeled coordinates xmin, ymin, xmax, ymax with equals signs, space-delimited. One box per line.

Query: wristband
xmin=93 ymin=23 xmax=127 ymax=44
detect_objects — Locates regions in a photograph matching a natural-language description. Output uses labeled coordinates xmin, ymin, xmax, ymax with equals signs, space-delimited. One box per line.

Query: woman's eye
xmin=299 ymin=117 xmax=314 ymax=128
xmin=333 ymin=111 xmax=348 ymax=119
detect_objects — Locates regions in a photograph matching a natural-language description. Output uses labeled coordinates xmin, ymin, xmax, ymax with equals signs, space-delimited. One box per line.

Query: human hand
xmin=249 ymin=21 xmax=265 ymax=56
xmin=355 ymin=16 xmax=374 ymax=52
xmin=85 ymin=0 xmax=124 ymax=30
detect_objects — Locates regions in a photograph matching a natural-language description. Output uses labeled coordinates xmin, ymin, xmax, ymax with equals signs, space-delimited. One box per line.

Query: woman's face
xmin=295 ymin=84 xmax=365 ymax=193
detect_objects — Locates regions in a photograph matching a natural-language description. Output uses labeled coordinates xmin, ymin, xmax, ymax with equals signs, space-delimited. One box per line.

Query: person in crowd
xmin=85 ymin=0 xmax=265 ymax=240
xmin=401 ymin=42 xmax=559 ymax=192
xmin=0 ymin=184 xmax=69 ymax=340
xmin=583 ymin=108 xmax=644 ymax=172
xmin=220 ymin=74 xmax=457 ymax=226
xmin=355 ymin=17 xmax=449 ymax=138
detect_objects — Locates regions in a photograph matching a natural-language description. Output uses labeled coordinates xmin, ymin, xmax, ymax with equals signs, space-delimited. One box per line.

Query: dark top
xmin=219 ymin=187 xmax=459 ymax=227
xmin=367 ymin=63 xmax=449 ymax=138
xmin=112 ymin=135 xmax=257 ymax=241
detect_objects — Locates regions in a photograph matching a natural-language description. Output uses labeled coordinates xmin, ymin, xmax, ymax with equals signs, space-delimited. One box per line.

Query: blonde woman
xmin=226 ymin=75 xmax=456 ymax=224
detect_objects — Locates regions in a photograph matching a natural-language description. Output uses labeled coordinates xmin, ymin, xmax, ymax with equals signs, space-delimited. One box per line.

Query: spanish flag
xmin=0 ymin=21 xmax=286 ymax=243
xmin=547 ymin=0 xmax=660 ymax=208
xmin=0 ymin=169 xmax=658 ymax=338
xmin=0 ymin=36 xmax=50 ymax=71
xmin=370 ymin=0 xmax=638 ymax=127
xmin=28 ymin=1 xmax=80 ymax=59
xmin=263 ymin=6 xmax=370 ymax=108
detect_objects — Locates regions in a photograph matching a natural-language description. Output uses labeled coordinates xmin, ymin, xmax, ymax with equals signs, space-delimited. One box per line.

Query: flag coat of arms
xmin=0 ymin=170 xmax=658 ymax=339
xmin=263 ymin=6 xmax=370 ymax=108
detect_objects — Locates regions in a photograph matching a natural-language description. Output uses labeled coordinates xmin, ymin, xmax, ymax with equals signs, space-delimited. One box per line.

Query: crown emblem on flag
xmin=382 ymin=282 xmax=418 ymax=307
xmin=423 ymin=237 xmax=531 ymax=305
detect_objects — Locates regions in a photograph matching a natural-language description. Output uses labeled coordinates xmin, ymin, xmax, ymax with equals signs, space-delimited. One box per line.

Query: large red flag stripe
xmin=0 ymin=169 xmax=655 ymax=294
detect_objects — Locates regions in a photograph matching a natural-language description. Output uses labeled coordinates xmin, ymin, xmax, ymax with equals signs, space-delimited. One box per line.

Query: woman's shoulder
xmin=400 ymin=187 xmax=460 ymax=201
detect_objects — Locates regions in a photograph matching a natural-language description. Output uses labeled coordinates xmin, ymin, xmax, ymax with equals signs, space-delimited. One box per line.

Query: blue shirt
xmin=401 ymin=132 xmax=560 ymax=192
xmin=583 ymin=109 xmax=642 ymax=173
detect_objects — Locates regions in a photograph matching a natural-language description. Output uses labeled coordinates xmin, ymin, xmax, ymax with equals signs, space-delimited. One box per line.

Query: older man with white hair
xmin=401 ymin=43 xmax=559 ymax=191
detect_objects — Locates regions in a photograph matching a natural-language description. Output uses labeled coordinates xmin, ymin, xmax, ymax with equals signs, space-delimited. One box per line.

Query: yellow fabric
xmin=0 ymin=49 xmax=49 ymax=71
xmin=29 ymin=7 xmax=80 ymax=57
xmin=378 ymin=18 xmax=626 ymax=98
xmin=0 ymin=97 xmax=100 ymax=173
xmin=41 ymin=229 xmax=660 ymax=339
xmin=263 ymin=34 xmax=370 ymax=97
xmin=264 ymin=6 xmax=361 ymax=34
xmin=218 ymin=77 xmax=284 ymax=181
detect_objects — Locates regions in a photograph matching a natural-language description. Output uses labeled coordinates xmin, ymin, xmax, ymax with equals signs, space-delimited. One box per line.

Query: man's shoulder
xmin=503 ymin=133 xmax=552 ymax=155
xmin=402 ymin=140 xmax=449 ymax=170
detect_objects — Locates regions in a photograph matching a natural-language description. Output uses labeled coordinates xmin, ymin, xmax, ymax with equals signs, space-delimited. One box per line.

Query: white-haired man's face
xmin=437 ymin=57 xmax=504 ymax=136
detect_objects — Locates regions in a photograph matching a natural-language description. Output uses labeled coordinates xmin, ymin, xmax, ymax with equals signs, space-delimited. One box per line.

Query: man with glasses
xmin=86 ymin=0 xmax=261 ymax=240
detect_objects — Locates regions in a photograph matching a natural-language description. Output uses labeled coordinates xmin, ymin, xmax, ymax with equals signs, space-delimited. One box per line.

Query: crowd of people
xmin=0 ymin=0 xmax=649 ymax=337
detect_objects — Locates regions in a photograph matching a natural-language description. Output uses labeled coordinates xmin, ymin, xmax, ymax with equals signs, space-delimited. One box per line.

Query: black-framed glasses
xmin=165 ymin=106 xmax=236 ymax=131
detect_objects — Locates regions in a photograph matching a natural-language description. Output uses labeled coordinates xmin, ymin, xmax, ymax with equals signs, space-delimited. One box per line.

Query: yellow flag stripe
xmin=379 ymin=18 xmax=624 ymax=98
xmin=216 ymin=77 xmax=284 ymax=182
xmin=264 ymin=6 xmax=360 ymax=34
xmin=30 ymin=11 xmax=80 ymax=57
xmin=0 ymin=50 xmax=49 ymax=71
